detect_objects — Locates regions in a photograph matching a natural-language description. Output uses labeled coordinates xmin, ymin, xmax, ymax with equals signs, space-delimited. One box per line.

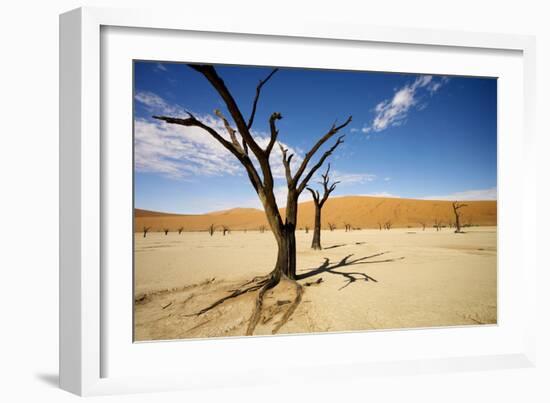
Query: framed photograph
xmin=60 ymin=7 xmax=537 ymax=396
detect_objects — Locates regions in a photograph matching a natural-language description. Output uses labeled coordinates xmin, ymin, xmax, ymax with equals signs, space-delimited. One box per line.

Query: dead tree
xmin=163 ymin=228 xmax=169 ymax=236
xmin=419 ymin=222 xmax=426 ymax=231
xmin=178 ymin=227 xmax=184 ymax=235
xmin=154 ymin=64 xmax=351 ymax=335
xmin=378 ymin=222 xmax=382 ymax=231
xmin=384 ymin=220 xmax=393 ymax=230
xmin=305 ymin=226 xmax=309 ymax=234
xmin=452 ymin=201 xmax=468 ymax=233
xmin=259 ymin=225 xmax=266 ymax=234
xmin=307 ymin=164 xmax=339 ymax=250
xmin=344 ymin=223 xmax=352 ymax=232
xmin=434 ymin=218 xmax=442 ymax=231
xmin=208 ymin=224 xmax=215 ymax=236
xmin=328 ymin=223 xmax=336 ymax=231
xmin=222 ymin=225 xmax=230 ymax=236
xmin=142 ymin=226 xmax=151 ymax=238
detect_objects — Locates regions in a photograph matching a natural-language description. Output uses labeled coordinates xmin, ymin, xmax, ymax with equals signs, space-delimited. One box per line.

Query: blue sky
xmin=134 ymin=61 xmax=497 ymax=214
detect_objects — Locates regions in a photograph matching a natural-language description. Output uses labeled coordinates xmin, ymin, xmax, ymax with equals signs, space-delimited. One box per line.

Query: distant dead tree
xmin=419 ymin=221 xmax=426 ymax=231
xmin=452 ymin=201 xmax=468 ymax=233
xmin=222 ymin=225 xmax=230 ymax=236
xmin=305 ymin=226 xmax=309 ymax=234
xmin=307 ymin=163 xmax=339 ymax=250
xmin=344 ymin=223 xmax=352 ymax=232
xmin=163 ymin=228 xmax=169 ymax=236
xmin=259 ymin=225 xmax=266 ymax=233
xmin=208 ymin=224 xmax=215 ymax=236
xmin=434 ymin=218 xmax=442 ymax=231
xmin=384 ymin=220 xmax=393 ymax=230
xmin=178 ymin=227 xmax=184 ymax=235
xmin=142 ymin=226 xmax=151 ymax=238
xmin=328 ymin=223 xmax=336 ymax=232
xmin=154 ymin=63 xmax=351 ymax=335
xmin=378 ymin=222 xmax=382 ymax=231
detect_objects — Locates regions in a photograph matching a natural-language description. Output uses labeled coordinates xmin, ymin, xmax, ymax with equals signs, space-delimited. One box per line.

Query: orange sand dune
xmin=135 ymin=196 xmax=496 ymax=233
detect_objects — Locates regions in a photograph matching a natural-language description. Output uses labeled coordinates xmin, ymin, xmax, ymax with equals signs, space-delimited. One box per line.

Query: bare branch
xmin=293 ymin=116 xmax=352 ymax=186
xmin=153 ymin=113 xmax=264 ymax=194
xmin=318 ymin=163 xmax=340 ymax=205
xmin=297 ymin=135 xmax=345 ymax=194
xmin=187 ymin=64 xmax=265 ymax=160
xmin=306 ymin=187 xmax=320 ymax=204
xmin=247 ymin=68 xmax=279 ymax=129
xmin=214 ymin=109 xmax=244 ymax=154
xmin=278 ymin=143 xmax=294 ymax=185
xmin=153 ymin=114 xmax=239 ymax=155
xmin=265 ymin=112 xmax=282 ymax=155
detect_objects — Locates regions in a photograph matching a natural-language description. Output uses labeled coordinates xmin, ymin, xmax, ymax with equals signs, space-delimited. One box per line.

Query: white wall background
xmin=0 ymin=1 xmax=548 ymax=402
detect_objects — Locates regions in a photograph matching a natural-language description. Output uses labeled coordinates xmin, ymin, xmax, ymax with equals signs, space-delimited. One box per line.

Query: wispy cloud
xmin=360 ymin=192 xmax=400 ymax=198
xmin=155 ymin=63 xmax=167 ymax=72
xmin=362 ymin=75 xmax=448 ymax=133
xmin=331 ymin=171 xmax=376 ymax=185
xmin=361 ymin=126 xmax=371 ymax=134
xmin=134 ymin=91 xmax=305 ymax=180
xmin=421 ymin=187 xmax=497 ymax=201
xmin=135 ymin=91 xmax=182 ymax=116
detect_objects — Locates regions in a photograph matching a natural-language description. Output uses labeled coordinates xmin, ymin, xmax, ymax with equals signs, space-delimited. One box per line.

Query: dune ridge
xmin=135 ymin=195 xmax=496 ymax=232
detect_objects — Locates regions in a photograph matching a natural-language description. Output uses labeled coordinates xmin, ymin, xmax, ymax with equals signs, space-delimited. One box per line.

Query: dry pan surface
xmin=134 ymin=227 xmax=497 ymax=341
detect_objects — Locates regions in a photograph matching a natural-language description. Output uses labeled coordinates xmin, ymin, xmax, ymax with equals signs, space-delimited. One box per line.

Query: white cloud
xmin=135 ymin=91 xmax=183 ymax=116
xmin=360 ymin=192 xmax=401 ymax=198
xmin=421 ymin=187 xmax=497 ymax=201
xmin=134 ymin=91 xmax=381 ymax=208
xmin=384 ymin=177 xmax=391 ymax=181
xmin=134 ymin=91 xmax=304 ymax=180
xmin=134 ymin=118 xmax=242 ymax=178
xmin=155 ymin=63 xmax=167 ymax=72
xmin=363 ymin=75 xmax=448 ymax=133
xmin=361 ymin=126 xmax=371 ymax=134
xmin=331 ymin=171 xmax=376 ymax=185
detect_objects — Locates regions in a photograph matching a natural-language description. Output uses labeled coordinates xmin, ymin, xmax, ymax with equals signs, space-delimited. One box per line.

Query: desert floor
xmin=134 ymin=227 xmax=497 ymax=341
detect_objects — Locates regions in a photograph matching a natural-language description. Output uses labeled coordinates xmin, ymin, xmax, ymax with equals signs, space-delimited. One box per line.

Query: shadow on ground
xmin=297 ymin=252 xmax=404 ymax=290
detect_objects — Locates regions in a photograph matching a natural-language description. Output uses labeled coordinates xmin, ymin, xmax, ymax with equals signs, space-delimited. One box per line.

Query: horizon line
xmin=135 ymin=194 xmax=497 ymax=216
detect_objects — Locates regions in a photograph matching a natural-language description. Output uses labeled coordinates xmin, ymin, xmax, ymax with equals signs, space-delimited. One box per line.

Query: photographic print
xmin=133 ymin=62 xmax=497 ymax=341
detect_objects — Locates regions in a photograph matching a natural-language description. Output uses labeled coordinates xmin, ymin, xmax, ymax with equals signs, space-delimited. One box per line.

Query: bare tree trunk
xmin=154 ymin=64 xmax=351 ymax=331
xmin=452 ymin=201 xmax=467 ymax=233
xmin=276 ymin=225 xmax=297 ymax=279
xmin=307 ymin=164 xmax=339 ymax=251
xmin=311 ymin=204 xmax=322 ymax=250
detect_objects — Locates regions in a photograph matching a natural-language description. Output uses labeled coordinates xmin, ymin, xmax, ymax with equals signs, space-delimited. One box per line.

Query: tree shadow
xmin=297 ymin=252 xmax=404 ymax=290
xmin=323 ymin=243 xmax=347 ymax=250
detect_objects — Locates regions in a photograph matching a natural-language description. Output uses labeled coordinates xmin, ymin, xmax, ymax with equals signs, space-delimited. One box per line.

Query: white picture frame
xmin=60 ymin=6 xmax=537 ymax=396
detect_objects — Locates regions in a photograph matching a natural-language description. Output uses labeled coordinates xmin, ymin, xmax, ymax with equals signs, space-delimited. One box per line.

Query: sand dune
xmin=135 ymin=196 xmax=496 ymax=233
